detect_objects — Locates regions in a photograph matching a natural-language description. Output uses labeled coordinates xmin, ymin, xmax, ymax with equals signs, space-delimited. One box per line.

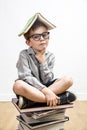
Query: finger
xmin=53 ymin=99 xmax=58 ymax=106
xmin=52 ymin=101 xmax=56 ymax=106
xmin=56 ymin=96 xmax=60 ymax=100
xmin=56 ymin=99 xmax=58 ymax=105
xmin=47 ymin=100 xmax=50 ymax=106
xmin=49 ymin=100 xmax=53 ymax=107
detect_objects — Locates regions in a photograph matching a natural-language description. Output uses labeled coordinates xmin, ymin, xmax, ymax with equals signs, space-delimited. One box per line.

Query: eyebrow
xmin=29 ymin=32 xmax=48 ymax=37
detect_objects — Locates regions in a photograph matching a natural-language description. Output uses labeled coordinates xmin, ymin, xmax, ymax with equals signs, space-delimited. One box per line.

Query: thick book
xmin=12 ymin=98 xmax=73 ymax=113
xmin=18 ymin=121 xmax=65 ymax=130
xmin=18 ymin=122 xmax=24 ymax=130
xmin=17 ymin=115 xmax=69 ymax=130
xmin=31 ymin=108 xmax=65 ymax=119
xmin=20 ymin=109 xmax=65 ymax=123
xmin=20 ymin=109 xmax=65 ymax=124
xmin=18 ymin=12 xmax=56 ymax=36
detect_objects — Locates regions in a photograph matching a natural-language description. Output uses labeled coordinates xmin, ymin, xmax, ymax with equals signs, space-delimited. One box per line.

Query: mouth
xmin=40 ymin=42 xmax=47 ymax=45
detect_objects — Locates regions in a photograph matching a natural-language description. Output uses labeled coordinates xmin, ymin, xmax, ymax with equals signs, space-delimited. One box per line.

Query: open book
xmin=18 ymin=12 xmax=56 ymax=36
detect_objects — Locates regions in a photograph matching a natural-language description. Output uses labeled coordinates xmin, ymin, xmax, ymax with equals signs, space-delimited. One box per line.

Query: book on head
xmin=18 ymin=12 xmax=56 ymax=37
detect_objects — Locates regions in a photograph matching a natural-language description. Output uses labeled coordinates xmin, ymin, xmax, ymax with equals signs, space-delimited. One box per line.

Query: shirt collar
xmin=27 ymin=47 xmax=35 ymax=55
xmin=27 ymin=47 xmax=48 ymax=55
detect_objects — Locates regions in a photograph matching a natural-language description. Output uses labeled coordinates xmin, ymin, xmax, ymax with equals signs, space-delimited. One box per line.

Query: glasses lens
xmin=32 ymin=34 xmax=41 ymax=41
xmin=42 ymin=32 xmax=49 ymax=39
xmin=29 ymin=32 xmax=50 ymax=41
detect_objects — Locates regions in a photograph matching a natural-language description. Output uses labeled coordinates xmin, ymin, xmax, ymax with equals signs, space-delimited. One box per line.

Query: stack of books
xmin=12 ymin=98 xmax=73 ymax=130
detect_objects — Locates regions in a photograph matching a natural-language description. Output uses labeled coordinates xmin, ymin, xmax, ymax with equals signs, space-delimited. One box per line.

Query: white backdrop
xmin=0 ymin=0 xmax=87 ymax=101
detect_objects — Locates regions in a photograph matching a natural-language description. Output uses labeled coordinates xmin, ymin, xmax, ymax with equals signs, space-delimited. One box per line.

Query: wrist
xmin=38 ymin=58 xmax=46 ymax=64
xmin=41 ymin=87 xmax=51 ymax=95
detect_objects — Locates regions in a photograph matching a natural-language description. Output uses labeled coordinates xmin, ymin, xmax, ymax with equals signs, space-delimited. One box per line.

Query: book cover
xmin=12 ymin=98 xmax=73 ymax=113
xmin=18 ymin=122 xmax=25 ymax=130
xmin=31 ymin=108 xmax=65 ymax=119
xmin=21 ymin=109 xmax=65 ymax=123
xmin=17 ymin=115 xmax=69 ymax=130
xmin=19 ymin=121 xmax=65 ymax=130
xmin=20 ymin=110 xmax=65 ymax=124
xmin=18 ymin=13 xmax=56 ymax=36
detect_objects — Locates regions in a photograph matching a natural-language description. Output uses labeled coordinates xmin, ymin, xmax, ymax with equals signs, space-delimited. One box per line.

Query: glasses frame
xmin=29 ymin=32 xmax=50 ymax=41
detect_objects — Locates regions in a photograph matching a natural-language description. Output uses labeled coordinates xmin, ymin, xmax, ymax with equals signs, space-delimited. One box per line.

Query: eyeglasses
xmin=29 ymin=32 xmax=50 ymax=41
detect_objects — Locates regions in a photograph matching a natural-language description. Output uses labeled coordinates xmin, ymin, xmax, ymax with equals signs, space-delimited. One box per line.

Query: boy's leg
xmin=13 ymin=76 xmax=72 ymax=101
xmin=13 ymin=80 xmax=46 ymax=103
xmin=48 ymin=76 xmax=76 ymax=104
xmin=48 ymin=76 xmax=73 ymax=94
xmin=13 ymin=76 xmax=76 ymax=108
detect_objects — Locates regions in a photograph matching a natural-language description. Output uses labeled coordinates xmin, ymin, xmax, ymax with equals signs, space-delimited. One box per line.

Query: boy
xmin=13 ymin=13 xmax=76 ymax=109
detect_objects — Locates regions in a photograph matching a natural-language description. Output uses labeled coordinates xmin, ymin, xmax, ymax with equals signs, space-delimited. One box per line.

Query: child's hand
xmin=35 ymin=48 xmax=46 ymax=63
xmin=41 ymin=87 xmax=59 ymax=107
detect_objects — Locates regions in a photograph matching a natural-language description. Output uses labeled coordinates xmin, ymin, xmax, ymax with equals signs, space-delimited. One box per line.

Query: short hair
xmin=24 ymin=20 xmax=48 ymax=40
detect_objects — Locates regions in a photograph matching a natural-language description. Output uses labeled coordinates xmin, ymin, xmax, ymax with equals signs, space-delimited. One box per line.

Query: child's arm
xmin=41 ymin=87 xmax=59 ymax=106
xmin=16 ymin=49 xmax=58 ymax=106
xmin=35 ymin=49 xmax=55 ymax=84
xmin=16 ymin=50 xmax=46 ymax=90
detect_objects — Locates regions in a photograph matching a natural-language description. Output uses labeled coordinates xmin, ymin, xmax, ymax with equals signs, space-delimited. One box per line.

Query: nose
xmin=40 ymin=35 xmax=44 ymax=40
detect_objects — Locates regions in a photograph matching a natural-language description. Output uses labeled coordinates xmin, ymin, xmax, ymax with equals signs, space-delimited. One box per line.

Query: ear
xmin=25 ymin=40 xmax=31 ymax=46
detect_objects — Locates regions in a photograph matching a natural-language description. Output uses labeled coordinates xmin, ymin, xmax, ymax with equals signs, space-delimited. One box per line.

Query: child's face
xmin=26 ymin=26 xmax=49 ymax=51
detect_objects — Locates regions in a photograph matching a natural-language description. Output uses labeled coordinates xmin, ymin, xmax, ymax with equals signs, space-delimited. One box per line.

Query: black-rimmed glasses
xmin=29 ymin=32 xmax=50 ymax=41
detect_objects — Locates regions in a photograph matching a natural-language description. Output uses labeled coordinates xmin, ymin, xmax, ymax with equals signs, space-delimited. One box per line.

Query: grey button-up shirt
xmin=16 ymin=47 xmax=55 ymax=90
